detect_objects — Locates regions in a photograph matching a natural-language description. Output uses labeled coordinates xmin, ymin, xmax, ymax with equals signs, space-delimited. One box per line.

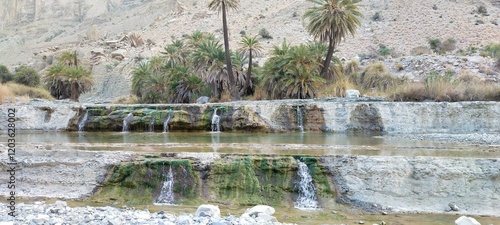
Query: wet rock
xmin=455 ymin=216 xmax=481 ymax=225
xmin=195 ymin=204 xmax=221 ymax=219
xmin=347 ymin=104 xmax=384 ymax=132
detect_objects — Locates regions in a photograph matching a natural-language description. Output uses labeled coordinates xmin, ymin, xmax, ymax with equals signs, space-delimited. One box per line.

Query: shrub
xmin=441 ymin=38 xmax=457 ymax=52
xmin=0 ymin=65 xmax=13 ymax=83
xmin=358 ymin=62 xmax=406 ymax=92
xmin=476 ymin=5 xmax=488 ymax=16
xmin=13 ymin=65 xmax=40 ymax=87
xmin=378 ymin=44 xmax=391 ymax=57
xmin=481 ymin=43 xmax=500 ymax=69
xmin=259 ymin=28 xmax=272 ymax=39
xmin=428 ymin=39 xmax=442 ymax=53
xmin=372 ymin=12 xmax=381 ymax=21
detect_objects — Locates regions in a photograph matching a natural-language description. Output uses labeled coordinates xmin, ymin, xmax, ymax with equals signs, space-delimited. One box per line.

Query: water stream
xmin=294 ymin=159 xmax=319 ymax=210
xmin=163 ymin=110 xmax=172 ymax=133
xmin=297 ymin=106 xmax=304 ymax=133
xmin=211 ymin=108 xmax=220 ymax=132
xmin=122 ymin=113 xmax=134 ymax=132
xmin=155 ymin=165 xmax=175 ymax=205
xmin=77 ymin=112 xmax=89 ymax=132
xmin=148 ymin=116 xmax=156 ymax=132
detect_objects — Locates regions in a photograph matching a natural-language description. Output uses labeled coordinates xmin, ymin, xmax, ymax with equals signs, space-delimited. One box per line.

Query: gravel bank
xmin=0 ymin=202 xmax=295 ymax=225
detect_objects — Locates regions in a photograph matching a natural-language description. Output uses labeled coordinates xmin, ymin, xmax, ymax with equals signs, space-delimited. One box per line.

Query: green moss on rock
xmin=92 ymin=160 xmax=199 ymax=205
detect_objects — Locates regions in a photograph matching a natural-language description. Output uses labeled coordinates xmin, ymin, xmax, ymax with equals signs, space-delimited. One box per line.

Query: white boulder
xmin=195 ymin=204 xmax=221 ymax=219
xmin=455 ymin=216 xmax=481 ymax=225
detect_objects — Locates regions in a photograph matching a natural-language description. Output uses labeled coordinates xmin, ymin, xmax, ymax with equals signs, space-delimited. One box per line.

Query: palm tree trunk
xmin=222 ymin=2 xmax=240 ymax=100
xmin=245 ymin=49 xmax=254 ymax=95
xmin=70 ymin=82 xmax=79 ymax=102
xmin=321 ymin=37 xmax=335 ymax=81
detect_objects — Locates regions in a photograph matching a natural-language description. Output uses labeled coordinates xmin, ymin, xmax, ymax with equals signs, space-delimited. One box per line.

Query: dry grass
xmin=358 ymin=62 xmax=407 ymax=92
xmin=389 ymin=71 xmax=500 ymax=101
xmin=113 ymin=95 xmax=140 ymax=104
xmin=3 ymin=82 xmax=54 ymax=101
xmin=0 ymin=83 xmax=14 ymax=104
xmin=317 ymin=76 xmax=348 ymax=98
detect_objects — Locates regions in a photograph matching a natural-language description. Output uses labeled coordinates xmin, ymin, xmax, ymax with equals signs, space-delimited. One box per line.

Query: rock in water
xmin=196 ymin=96 xmax=210 ymax=104
xmin=455 ymin=216 xmax=481 ymax=225
xmin=195 ymin=204 xmax=221 ymax=219
xmin=346 ymin=89 xmax=361 ymax=98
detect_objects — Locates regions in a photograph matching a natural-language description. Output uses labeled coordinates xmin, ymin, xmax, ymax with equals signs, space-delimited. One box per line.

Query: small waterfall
xmin=211 ymin=108 xmax=220 ymax=132
xmin=156 ymin=166 xmax=175 ymax=205
xmin=149 ymin=116 xmax=156 ymax=132
xmin=77 ymin=111 xmax=88 ymax=132
xmin=163 ymin=110 xmax=172 ymax=133
xmin=297 ymin=106 xmax=304 ymax=133
xmin=122 ymin=113 xmax=134 ymax=132
xmin=295 ymin=159 xmax=319 ymax=210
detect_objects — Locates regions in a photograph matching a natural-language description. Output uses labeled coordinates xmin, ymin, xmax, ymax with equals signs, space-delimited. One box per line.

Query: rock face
xmin=92 ymin=156 xmax=334 ymax=207
xmin=0 ymin=145 xmax=132 ymax=199
xmin=323 ymin=156 xmax=500 ymax=216
xmin=2 ymin=100 xmax=499 ymax=134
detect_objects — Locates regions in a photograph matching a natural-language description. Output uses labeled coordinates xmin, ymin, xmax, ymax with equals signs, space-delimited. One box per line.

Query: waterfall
xmin=163 ymin=109 xmax=172 ymax=133
xmin=77 ymin=111 xmax=88 ymax=132
xmin=122 ymin=113 xmax=134 ymax=132
xmin=149 ymin=116 xmax=156 ymax=132
xmin=295 ymin=159 xmax=319 ymax=210
xmin=156 ymin=166 xmax=175 ymax=205
xmin=297 ymin=106 xmax=304 ymax=133
xmin=211 ymin=108 xmax=220 ymax=132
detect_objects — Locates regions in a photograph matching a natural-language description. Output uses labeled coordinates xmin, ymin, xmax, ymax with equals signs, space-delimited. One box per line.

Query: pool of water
xmin=4 ymin=131 xmax=499 ymax=158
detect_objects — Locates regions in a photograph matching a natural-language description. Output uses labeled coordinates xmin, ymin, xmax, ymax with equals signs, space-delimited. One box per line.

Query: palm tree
xmin=58 ymin=51 xmax=80 ymax=66
xmin=208 ymin=0 xmax=240 ymax=100
xmin=239 ymin=36 xmax=263 ymax=95
xmin=60 ymin=66 xmax=93 ymax=102
xmin=43 ymin=64 xmax=71 ymax=99
xmin=161 ymin=40 xmax=188 ymax=67
xmin=304 ymin=0 xmax=363 ymax=80
xmin=166 ymin=65 xmax=209 ymax=103
xmin=131 ymin=62 xmax=152 ymax=98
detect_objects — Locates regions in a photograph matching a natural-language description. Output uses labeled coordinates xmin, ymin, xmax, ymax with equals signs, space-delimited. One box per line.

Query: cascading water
xmin=297 ymin=106 xmax=304 ymax=133
xmin=163 ymin=110 xmax=172 ymax=133
xmin=155 ymin=166 xmax=175 ymax=205
xmin=77 ymin=111 xmax=88 ymax=132
xmin=122 ymin=113 xmax=134 ymax=132
xmin=295 ymin=159 xmax=319 ymax=210
xmin=211 ymin=108 xmax=220 ymax=132
xmin=149 ymin=116 xmax=156 ymax=132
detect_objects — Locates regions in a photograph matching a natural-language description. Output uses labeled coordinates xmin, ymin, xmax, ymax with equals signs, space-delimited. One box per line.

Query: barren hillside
xmin=0 ymin=0 xmax=499 ymax=102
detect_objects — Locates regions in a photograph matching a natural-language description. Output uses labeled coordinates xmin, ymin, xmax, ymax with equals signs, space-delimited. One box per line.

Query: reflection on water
xmin=2 ymin=131 xmax=498 ymax=158
xmin=9 ymin=131 xmax=390 ymax=146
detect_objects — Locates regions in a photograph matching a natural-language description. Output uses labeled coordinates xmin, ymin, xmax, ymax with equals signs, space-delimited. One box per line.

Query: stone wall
xmin=1 ymin=99 xmax=499 ymax=133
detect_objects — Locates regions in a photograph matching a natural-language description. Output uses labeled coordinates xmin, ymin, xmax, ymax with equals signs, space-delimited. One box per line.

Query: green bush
xmin=0 ymin=65 xmax=13 ymax=83
xmin=428 ymin=39 xmax=442 ymax=53
xmin=259 ymin=28 xmax=272 ymax=39
xmin=14 ymin=65 xmax=40 ymax=87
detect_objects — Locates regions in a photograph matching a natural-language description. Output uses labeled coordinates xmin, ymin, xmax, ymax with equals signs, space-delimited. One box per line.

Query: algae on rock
xmin=92 ymin=160 xmax=200 ymax=205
